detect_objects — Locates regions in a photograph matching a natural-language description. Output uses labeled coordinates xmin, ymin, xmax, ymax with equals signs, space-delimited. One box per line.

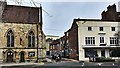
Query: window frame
xmin=110 ymin=37 xmax=118 ymax=45
xmin=99 ymin=27 xmax=104 ymax=31
xmin=111 ymin=27 xmax=115 ymax=31
xmin=85 ymin=37 xmax=95 ymax=45
xmin=88 ymin=27 xmax=92 ymax=31
xmin=100 ymin=36 xmax=104 ymax=43
xmin=28 ymin=31 xmax=35 ymax=48
xmin=85 ymin=49 xmax=97 ymax=58
xmin=7 ymin=30 xmax=14 ymax=47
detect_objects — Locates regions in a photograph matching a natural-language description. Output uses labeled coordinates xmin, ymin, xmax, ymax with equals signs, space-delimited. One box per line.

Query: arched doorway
xmin=20 ymin=51 xmax=25 ymax=62
xmin=7 ymin=51 xmax=13 ymax=62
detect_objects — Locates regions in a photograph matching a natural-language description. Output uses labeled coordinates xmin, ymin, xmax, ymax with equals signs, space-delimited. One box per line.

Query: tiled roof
xmin=2 ymin=5 xmax=40 ymax=24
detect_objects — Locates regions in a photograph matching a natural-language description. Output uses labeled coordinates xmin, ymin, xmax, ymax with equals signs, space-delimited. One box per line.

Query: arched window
xmin=7 ymin=30 xmax=14 ymax=47
xmin=28 ymin=31 xmax=35 ymax=47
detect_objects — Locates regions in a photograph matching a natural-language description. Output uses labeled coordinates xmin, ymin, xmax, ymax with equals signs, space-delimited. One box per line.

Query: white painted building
xmin=76 ymin=19 xmax=120 ymax=61
xmin=46 ymin=35 xmax=60 ymax=40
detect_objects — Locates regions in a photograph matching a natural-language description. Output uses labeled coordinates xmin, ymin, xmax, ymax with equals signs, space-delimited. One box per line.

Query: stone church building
xmin=0 ymin=1 xmax=45 ymax=63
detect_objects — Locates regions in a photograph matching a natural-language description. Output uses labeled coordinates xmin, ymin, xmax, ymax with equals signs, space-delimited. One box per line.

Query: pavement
xmin=0 ymin=62 xmax=44 ymax=67
xmin=61 ymin=58 xmax=79 ymax=62
xmin=0 ymin=58 xmax=70 ymax=67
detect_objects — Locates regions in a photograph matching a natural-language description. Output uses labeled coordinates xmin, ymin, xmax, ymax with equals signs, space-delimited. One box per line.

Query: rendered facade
xmin=59 ymin=4 xmax=120 ymax=61
xmin=76 ymin=19 xmax=119 ymax=61
xmin=61 ymin=19 xmax=120 ymax=61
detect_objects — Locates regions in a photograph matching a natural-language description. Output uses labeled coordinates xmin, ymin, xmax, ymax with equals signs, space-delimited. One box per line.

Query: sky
xmin=6 ymin=0 xmax=120 ymax=37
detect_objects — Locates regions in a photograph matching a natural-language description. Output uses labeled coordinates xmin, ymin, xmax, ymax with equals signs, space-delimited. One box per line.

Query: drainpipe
xmin=36 ymin=4 xmax=43 ymax=63
xmin=36 ymin=23 xmax=39 ymax=63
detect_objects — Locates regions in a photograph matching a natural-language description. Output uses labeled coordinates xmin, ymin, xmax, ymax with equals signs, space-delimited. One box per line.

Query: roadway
xmin=1 ymin=59 xmax=120 ymax=68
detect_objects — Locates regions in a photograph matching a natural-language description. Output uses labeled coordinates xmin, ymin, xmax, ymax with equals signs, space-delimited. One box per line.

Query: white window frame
xmin=110 ymin=37 xmax=118 ymax=45
xmin=111 ymin=27 xmax=115 ymax=31
xmin=100 ymin=36 xmax=105 ymax=43
xmin=99 ymin=27 xmax=104 ymax=31
xmin=85 ymin=37 xmax=95 ymax=45
xmin=88 ymin=27 xmax=92 ymax=31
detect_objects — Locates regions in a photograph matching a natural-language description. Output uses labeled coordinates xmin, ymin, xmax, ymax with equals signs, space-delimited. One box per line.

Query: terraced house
xmin=0 ymin=1 xmax=45 ymax=63
xmin=73 ymin=19 xmax=119 ymax=61
xmin=60 ymin=4 xmax=120 ymax=61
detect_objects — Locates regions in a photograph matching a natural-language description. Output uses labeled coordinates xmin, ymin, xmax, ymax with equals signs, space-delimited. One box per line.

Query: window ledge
xmin=98 ymin=31 xmax=106 ymax=35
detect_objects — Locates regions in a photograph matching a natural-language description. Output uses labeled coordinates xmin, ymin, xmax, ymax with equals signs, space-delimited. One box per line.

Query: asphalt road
xmin=35 ymin=66 xmax=119 ymax=68
xmin=2 ymin=65 xmax=119 ymax=68
xmin=1 ymin=61 xmax=120 ymax=68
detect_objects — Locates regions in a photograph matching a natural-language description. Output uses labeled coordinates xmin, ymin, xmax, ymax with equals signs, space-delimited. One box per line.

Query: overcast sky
xmin=6 ymin=0 xmax=120 ymax=37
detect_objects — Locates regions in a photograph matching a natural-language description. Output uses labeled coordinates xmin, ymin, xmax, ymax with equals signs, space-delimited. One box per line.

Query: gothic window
xmin=28 ymin=31 xmax=35 ymax=47
xmin=7 ymin=30 xmax=14 ymax=47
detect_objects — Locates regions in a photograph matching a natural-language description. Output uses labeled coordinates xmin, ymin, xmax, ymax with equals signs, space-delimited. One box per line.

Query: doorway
xmin=101 ymin=49 xmax=105 ymax=57
xmin=20 ymin=51 xmax=25 ymax=62
xmin=7 ymin=51 xmax=13 ymax=62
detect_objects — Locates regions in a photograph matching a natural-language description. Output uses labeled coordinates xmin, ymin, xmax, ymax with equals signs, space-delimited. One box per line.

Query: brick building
xmin=101 ymin=4 xmax=120 ymax=21
xmin=45 ymin=35 xmax=59 ymax=56
xmin=60 ymin=35 xmax=68 ymax=58
xmin=49 ymin=39 xmax=60 ymax=56
xmin=61 ymin=22 xmax=79 ymax=60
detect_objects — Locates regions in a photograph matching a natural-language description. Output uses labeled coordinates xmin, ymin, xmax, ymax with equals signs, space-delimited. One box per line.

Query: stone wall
xmin=0 ymin=22 xmax=43 ymax=62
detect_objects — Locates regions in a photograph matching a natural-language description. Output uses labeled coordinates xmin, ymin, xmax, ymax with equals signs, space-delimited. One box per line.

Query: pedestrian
xmin=58 ymin=54 xmax=61 ymax=62
xmin=52 ymin=55 xmax=55 ymax=62
xmin=52 ymin=55 xmax=54 ymax=60
xmin=56 ymin=54 xmax=59 ymax=62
